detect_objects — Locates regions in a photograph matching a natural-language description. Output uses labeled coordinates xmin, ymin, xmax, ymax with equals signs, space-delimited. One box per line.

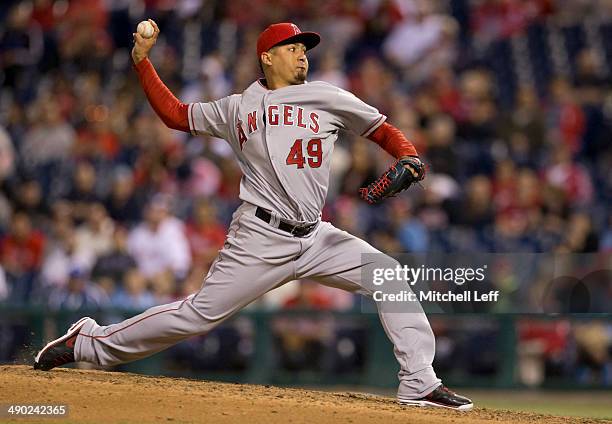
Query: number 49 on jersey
xmin=286 ymin=138 xmax=322 ymax=169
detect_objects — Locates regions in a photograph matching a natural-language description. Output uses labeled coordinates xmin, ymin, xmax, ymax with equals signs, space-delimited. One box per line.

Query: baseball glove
xmin=359 ymin=157 xmax=425 ymax=204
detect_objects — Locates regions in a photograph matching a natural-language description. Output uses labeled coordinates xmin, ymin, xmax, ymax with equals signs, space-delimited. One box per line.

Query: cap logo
xmin=291 ymin=24 xmax=301 ymax=35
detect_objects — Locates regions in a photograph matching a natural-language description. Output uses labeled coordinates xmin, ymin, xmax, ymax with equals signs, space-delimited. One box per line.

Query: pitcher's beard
xmin=295 ymin=69 xmax=307 ymax=82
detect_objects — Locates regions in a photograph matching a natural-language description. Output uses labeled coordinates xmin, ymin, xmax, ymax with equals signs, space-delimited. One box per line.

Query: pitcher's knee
xmin=190 ymin=296 xmax=241 ymax=323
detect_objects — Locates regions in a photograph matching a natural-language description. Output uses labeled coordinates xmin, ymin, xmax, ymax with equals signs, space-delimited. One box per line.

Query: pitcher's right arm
xmin=131 ymin=20 xmax=190 ymax=132
xmin=133 ymin=20 xmax=233 ymax=141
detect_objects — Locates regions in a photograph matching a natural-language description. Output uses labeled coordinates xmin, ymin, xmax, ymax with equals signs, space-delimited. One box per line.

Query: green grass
xmin=340 ymin=387 xmax=612 ymax=420
xmin=458 ymin=390 xmax=612 ymax=419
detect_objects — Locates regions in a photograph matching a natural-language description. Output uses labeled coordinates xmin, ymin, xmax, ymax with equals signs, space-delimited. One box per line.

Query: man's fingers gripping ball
xmin=137 ymin=20 xmax=155 ymax=38
xmin=133 ymin=19 xmax=159 ymax=44
xmin=132 ymin=19 xmax=159 ymax=63
xmin=359 ymin=157 xmax=426 ymax=204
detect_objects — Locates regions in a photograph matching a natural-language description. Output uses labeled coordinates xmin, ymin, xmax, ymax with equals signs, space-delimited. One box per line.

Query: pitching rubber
xmin=34 ymin=316 xmax=91 ymax=364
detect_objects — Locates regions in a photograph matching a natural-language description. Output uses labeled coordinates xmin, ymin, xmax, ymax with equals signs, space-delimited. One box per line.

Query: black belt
xmin=255 ymin=207 xmax=318 ymax=237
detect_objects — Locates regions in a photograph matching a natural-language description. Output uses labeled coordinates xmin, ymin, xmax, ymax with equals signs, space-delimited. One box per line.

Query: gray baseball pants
xmin=75 ymin=201 xmax=441 ymax=399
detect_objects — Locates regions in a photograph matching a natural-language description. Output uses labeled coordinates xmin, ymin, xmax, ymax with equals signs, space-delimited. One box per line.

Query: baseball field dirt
xmin=0 ymin=365 xmax=607 ymax=424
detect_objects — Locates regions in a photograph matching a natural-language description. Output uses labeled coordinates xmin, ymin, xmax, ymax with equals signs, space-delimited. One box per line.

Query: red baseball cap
xmin=257 ymin=23 xmax=320 ymax=58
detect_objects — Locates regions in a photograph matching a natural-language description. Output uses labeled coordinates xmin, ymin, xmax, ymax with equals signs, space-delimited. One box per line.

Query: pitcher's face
xmin=263 ymin=42 xmax=308 ymax=85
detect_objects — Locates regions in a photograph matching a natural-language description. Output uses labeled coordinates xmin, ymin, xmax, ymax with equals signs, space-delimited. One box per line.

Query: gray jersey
xmin=188 ymin=80 xmax=386 ymax=223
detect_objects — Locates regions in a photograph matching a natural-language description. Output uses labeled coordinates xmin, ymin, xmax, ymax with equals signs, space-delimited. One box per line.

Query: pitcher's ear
xmin=260 ymin=51 xmax=273 ymax=67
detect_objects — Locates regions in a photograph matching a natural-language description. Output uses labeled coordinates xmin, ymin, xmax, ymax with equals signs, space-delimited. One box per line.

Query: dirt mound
xmin=0 ymin=365 xmax=605 ymax=424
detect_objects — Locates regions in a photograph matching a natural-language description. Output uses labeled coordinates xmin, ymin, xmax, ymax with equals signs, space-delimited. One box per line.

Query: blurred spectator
xmin=497 ymin=86 xmax=546 ymax=160
xmin=491 ymin=159 xmax=517 ymax=213
xmin=383 ymin=0 xmax=458 ymax=85
xmin=186 ymin=198 xmax=227 ymax=268
xmin=329 ymin=196 xmax=368 ymax=239
xmin=310 ymin=50 xmax=349 ymax=89
xmin=417 ymin=175 xmax=456 ymax=232
xmin=91 ymin=226 xmax=137 ymax=283
xmin=452 ymin=175 xmax=494 ymax=228
xmin=275 ymin=280 xmax=336 ymax=371
xmin=544 ymin=145 xmax=593 ymax=207
xmin=0 ymin=2 xmax=43 ymax=99
xmin=370 ymin=228 xmax=404 ymax=253
xmin=178 ymin=265 xmax=208 ymax=300
xmin=574 ymin=48 xmax=608 ymax=105
xmin=20 ymin=99 xmax=75 ymax=172
xmin=457 ymin=68 xmax=495 ymax=121
xmin=489 ymin=210 xmax=533 ymax=252
xmin=573 ymin=48 xmax=610 ymax=161
xmin=339 ymin=138 xmax=378 ymax=195
xmin=8 ymin=177 xmax=49 ymax=230
xmin=425 ymin=114 xmax=458 ymax=176
xmin=48 ymin=267 xmax=109 ymax=311
xmin=513 ymin=168 xmax=541 ymax=214
xmin=111 ymin=268 xmax=156 ymax=311
xmin=283 ymin=280 xmax=335 ymax=310
xmin=547 ymin=77 xmax=586 ymax=155
xmin=104 ymin=167 xmax=144 ymax=225
xmin=0 ymin=191 xmax=11 ymax=233
xmin=75 ymin=109 xmax=120 ymax=161
xmin=558 ymin=212 xmax=599 ymax=253
xmin=0 ymin=211 xmax=46 ymax=301
xmin=74 ymin=203 xmax=114 ymax=258
xmin=65 ymin=161 xmax=103 ymax=223
xmin=56 ymin=0 xmax=112 ymax=70
xmin=0 ymin=126 xmax=15 ymax=182
xmin=573 ymin=321 xmax=611 ymax=385
xmin=348 ymin=56 xmax=395 ymax=111
xmin=150 ymin=270 xmax=176 ymax=304
xmin=185 ymin=157 xmax=222 ymax=198
xmin=517 ymin=319 xmax=570 ymax=387
xmin=127 ymin=196 xmax=191 ymax=279
xmin=41 ymin=223 xmax=94 ymax=288
xmin=387 ymin=199 xmax=430 ymax=253
xmin=470 ymin=0 xmax=551 ymax=50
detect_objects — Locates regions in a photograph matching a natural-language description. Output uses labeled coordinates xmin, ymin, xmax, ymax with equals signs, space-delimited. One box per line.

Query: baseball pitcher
xmin=34 ymin=21 xmax=473 ymax=410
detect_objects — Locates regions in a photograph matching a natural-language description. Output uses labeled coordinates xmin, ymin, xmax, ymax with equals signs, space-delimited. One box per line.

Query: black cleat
xmin=398 ymin=385 xmax=474 ymax=411
xmin=33 ymin=317 xmax=90 ymax=371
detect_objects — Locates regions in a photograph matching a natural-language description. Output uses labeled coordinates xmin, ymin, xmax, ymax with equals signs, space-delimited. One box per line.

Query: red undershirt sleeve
xmin=367 ymin=122 xmax=418 ymax=158
xmin=133 ymin=58 xmax=190 ymax=132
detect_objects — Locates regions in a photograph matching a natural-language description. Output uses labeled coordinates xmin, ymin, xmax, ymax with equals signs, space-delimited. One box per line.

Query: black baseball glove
xmin=359 ymin=157 xmax=425 ymax=204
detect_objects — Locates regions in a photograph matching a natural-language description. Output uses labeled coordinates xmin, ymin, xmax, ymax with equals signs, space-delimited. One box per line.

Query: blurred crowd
xmin=0 ymin=0 xmax=610 ymax=312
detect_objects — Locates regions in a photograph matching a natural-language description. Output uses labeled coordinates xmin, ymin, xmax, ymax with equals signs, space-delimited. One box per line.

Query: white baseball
xmin=137 ymin=20 xmax=155 ymax=39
